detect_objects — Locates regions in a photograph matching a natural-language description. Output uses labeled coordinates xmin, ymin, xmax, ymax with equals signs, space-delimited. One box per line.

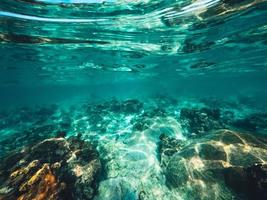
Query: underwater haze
xmin=0 ymin=0 xmax=267 ymax=200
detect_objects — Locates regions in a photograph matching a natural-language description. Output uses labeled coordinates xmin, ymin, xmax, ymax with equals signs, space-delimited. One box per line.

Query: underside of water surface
xmin=0 ymin=0 xmax=267 ymax=200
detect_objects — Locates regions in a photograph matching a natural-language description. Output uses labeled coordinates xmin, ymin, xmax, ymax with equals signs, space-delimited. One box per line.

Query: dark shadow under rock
xmin=224 ymin=163 xmax=267 ymax=200
xmin=95 ymin=178 xmax=137 ymax=200
xmin=232 ymin=112 xmax=267 ymax=132
xmin=0 ymin=136 xmax=101 ymax=200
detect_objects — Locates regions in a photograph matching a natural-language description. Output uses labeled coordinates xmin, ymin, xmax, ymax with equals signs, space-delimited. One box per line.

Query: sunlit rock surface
xmin=0 ymin=136 xmax=101 ymax=200
xmin=161 ymin=129 xmax=267 ymax=199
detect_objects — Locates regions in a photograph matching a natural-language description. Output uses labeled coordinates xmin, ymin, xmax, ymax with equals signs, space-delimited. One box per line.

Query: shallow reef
xmin=0 ymin=97 xmax=266 ymax=199
xmin=0 ymin=136 xmax=101 ymax=200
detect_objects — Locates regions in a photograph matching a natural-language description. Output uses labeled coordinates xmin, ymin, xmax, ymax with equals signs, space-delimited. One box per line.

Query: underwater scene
xmin=0 ymin=0 xmax=267 ymax=199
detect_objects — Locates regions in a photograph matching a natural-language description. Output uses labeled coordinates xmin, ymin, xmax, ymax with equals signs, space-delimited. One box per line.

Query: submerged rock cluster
xmin=180 ymin=107 xmax=224 ymax=134
xmin=0 ymin=97 xmax=266 ymax=200
xmin=0 ymin=136 xmax=101 ymax=200
xmin=180 ymin=106 xmax=267 ymax=136
xmin=224 ymin=163 xmax=267 ymax=200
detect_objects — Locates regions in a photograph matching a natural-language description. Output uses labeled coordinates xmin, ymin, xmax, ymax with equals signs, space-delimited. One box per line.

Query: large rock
xmin=224 ymin=163 xmax=267 ymax=200
xmin=162 ymin=129 xmax=267 ymax=199
xmin=0 ymin=136 xmax=101 ymax=200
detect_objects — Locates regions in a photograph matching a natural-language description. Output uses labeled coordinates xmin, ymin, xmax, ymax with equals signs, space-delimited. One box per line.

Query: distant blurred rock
xmin=180 ymin=107 xmax=224 ymax=135
xmin=232 ymin=112 xmax=267 ymax=132
xmin=224 ymin=163 xmax=267 ymax=200
xmin=121 ymin=99 xmax=143 ymax=114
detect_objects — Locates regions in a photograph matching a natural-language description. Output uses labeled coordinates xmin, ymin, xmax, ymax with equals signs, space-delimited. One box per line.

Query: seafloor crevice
xmin=0 ymin=96 xmax=266 ymax=199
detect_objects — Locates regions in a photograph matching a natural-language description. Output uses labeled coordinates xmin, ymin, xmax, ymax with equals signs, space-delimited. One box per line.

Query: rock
xmin=180 ymin=107 xmax=224 ymax=135
xmin=132 ymin=108 xmax=167 ymax=132
xmin=165 ymin=155 xmax=190 ymax=187
xmin=246 ymin=163 xmax=267 ymax=200
xmin=162 ymin=129 xmax=267 ymax=199
xmin=132 ymin=118 xmax=152 ymax=132
xmin=224 ymin=163 xmax=267 ymax=200
xmin=224 ymin=166 xmax=248 ymax=193
xmin=198 ymin=143 xmax=227 ymax=161
xmin=220 ymin=130 xmax=244 ymax=144
xmin=0 ymin=136 xmax=101 ymax=200
xmin=17 ymin=163 xmax=62 ymax=200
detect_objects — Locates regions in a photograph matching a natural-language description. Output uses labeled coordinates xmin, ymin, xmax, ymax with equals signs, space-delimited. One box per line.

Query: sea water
xmin=0 ymin=0 xmax=267 ymax=200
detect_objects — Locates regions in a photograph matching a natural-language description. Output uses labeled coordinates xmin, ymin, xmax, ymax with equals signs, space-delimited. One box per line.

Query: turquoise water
xmin=0 ymin=0 xmax=267 ymax=199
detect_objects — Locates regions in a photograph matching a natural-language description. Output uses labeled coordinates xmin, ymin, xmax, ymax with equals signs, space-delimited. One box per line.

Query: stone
xmin=224 ymin=163 xmax=267 ymax=200
xmin=220 ymin=130 xmax=244 ymax=144
xmin=246 ymin=163 xmax=267 ymax=200
xmin=158 ymin=133 xmax=183 ymax=166
xmin=17 ymin=163 xmax=62 ymax=200
xmin=162 ymin=129 xmax=267 ymax=199
xmin=198 ymin=143 xmax=227 ymax=161
xmin=165 ymin=155 xmax=189 ymax=188
xmin=224 ymin=166 xmax=248 ymax=193
xmin=180 ymin=107 xmax=224 ymax=135
xmin=0 ymin=136 xmax=101 ymax=200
